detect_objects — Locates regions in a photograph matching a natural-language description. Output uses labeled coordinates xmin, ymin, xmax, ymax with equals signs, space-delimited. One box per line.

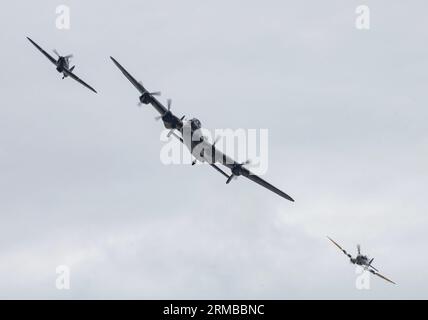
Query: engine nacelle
xmin=139 ymin=92 xmax=152 ymax=105
xmin=231 ymin=164 xmax=243 ymax=176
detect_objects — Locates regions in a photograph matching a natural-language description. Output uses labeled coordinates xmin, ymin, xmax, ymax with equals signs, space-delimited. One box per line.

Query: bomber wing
xmin=110 ymin=56 xmax=168 ymax=115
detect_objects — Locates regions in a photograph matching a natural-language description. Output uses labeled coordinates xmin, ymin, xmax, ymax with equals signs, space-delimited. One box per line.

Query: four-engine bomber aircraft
xmin=110 ymin=56 xmax=294 ymax=202
xmin=327 ymin=237 xmax=396 ymax=284
xmin=27 ymin=37 xmax=97 ymax=93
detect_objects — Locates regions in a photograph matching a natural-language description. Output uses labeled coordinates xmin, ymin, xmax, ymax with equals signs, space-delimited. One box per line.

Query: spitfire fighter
xmin=327 ymin=236 xmax=396 ymax=284
xmin=110 ymin=57 xmax=294 ymax=202
xmin=27 ymin=37 xmax=97 ymax=93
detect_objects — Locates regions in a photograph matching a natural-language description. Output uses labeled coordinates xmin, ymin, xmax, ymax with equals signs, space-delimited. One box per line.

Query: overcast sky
xmin=1 ymin=0 xmax=428 ymax=299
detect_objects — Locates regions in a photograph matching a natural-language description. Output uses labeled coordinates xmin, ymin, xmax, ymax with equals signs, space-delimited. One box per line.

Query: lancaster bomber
xmin=110 ymin=56 xmax=294 ymax=202
xmin=327 ymin=236 xmax=396 ymax=284
xmin=26 ymin=37 xmax=97 ymax=93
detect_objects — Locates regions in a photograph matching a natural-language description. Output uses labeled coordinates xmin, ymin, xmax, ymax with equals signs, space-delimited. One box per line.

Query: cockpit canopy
xmin=190 ymin=118 xmax=202 ymax=130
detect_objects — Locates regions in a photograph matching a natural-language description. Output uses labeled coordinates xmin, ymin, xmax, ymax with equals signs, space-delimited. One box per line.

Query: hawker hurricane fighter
xmin=27 ymin=37 xmax=97 ymax=93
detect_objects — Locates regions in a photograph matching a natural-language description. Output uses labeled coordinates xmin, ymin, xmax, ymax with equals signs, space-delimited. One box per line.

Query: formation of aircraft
xmin=26 ymin=37 xmax=97 ymax=93
xmin=109 ymin=56 xmax=294 ymax=202
xmin=327 ymin=237 xmax=396 ymax=284
xmin=26 ymin=36 xmax=398 ymax=286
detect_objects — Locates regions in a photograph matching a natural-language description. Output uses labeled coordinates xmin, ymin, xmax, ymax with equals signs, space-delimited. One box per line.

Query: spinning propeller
xmin=138 ymin=83 xmax=161 ymax=106
xmin=53 ymin=49 xmax=73 ymax=60
xmin=226 ymin=159 xmax=252 ymax=184
xmin=155 ymin=99 xmax=172 ymax=120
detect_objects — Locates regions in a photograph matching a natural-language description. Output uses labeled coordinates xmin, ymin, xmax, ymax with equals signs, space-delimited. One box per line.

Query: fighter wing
xmin=369 ymin=269 xmax=396 ymax=284
xmin=63 ymin=68 xmax=97 ymax=93
xmin=27 ymin=37 xmax=57 ymax=65
xmin=369 ymin=264 xmax=379 ymax=272
xmin=327 ymin=237 xmax=353 ymax=259
xmin=110 ymin=57 xmax=168 ymax=115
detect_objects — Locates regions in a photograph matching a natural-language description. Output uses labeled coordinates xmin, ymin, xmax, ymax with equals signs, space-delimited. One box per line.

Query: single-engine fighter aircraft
xmin=327 ymin=236 xmax=396 ymax=284
xmin=26 ymin=37 xmax=97 ymax=93
xmin=110 ymin=56 xmax=294 ymax=202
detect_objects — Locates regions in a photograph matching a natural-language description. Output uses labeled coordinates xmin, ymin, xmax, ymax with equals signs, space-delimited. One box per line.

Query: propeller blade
xmin=64 ymin=54 xmax=73 ymax=59
xmin=226 ymin=174 xmax=235 ymax=184
xmin=180 ymin=115 xmax=185 ymax=121
xmin=357 ymin=244 xmax=361 ymax=255
xmin=149 ymin=91 xmax=161 ymax=96
xmin=155 ymin=115 xmax=162 ymax=121
xmin=53 ymin=49 xmax=60 ymax=57
xmin=167 ymin=99 xmax=172 ymax=111
xmin=241 ymin=159 xmax=251 ymax=166
xmin=213 ymin=136 xmax=221 ymax=146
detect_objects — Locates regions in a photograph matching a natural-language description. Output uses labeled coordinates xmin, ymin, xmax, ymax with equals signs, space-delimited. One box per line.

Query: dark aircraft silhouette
xmin=26 ymin=37 xmax=97 ymax=93
xmin=327 ymin=236 xmax=396 ymax=284
xmin=110 ymin=56 xmax=294 ymax=202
